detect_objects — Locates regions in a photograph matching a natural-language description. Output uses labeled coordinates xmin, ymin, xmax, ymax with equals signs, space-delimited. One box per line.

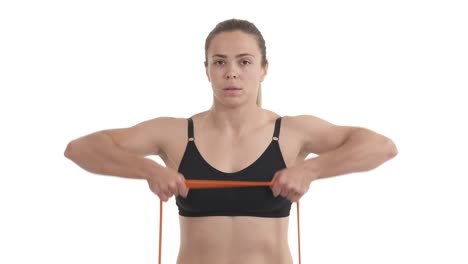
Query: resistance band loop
xmin=158 ymin=179 xmax=301 ymax=264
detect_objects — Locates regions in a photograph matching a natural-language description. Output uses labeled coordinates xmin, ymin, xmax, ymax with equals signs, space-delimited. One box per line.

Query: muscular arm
xmin=64 ymin=132 xmax=157 ymax=179
xmin=293 ymin=115 xmax=398 ymax=181
xmin=63 ymin=117 xmax=174 ymax=180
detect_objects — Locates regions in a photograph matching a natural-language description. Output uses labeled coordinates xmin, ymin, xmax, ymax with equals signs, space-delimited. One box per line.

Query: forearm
xmin=303 ymin=128 xmax=398 ymax=181
xmin=64 ymin=132 xmax=160 ymax=180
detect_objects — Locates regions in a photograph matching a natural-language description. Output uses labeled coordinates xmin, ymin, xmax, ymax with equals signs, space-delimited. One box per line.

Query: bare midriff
xmin=176 ymin=215 xmax=293 ymax=264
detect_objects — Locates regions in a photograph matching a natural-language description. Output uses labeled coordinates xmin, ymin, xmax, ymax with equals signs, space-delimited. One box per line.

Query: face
xmin=205 ymin=30 xmax=268 ymax=105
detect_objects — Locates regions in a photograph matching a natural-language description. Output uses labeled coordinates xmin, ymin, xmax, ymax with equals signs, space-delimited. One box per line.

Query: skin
xmin=64 ymin=30 xmax=398 ymax=264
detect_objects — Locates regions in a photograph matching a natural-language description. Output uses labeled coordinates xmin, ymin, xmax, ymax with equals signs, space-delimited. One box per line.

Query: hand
xmin=270 ymin=161 xmax=316 ymax=202
xmin=145 ymin=165 xmax=189 ymax=202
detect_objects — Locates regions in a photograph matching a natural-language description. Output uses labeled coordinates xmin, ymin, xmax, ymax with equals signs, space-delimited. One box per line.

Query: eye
xmin=241 ymin=60 xmax=251 ymax=65
xmin=214 ymin=60 xmax=224 ymax=65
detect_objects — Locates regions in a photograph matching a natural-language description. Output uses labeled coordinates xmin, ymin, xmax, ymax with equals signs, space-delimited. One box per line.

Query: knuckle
xmin=153 ymin=188 xmax=160 ymax=195
xmin=168 ymin=183 xmax=177 ymax=192
xmin=177 ymin=175 xmax=185 ymax=183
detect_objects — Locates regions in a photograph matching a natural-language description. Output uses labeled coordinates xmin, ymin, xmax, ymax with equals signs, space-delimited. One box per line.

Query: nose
xmin=225 ymin=64 xmax=238 ymax=79
xmin=226 ymin=72 xmax=237 ymax=79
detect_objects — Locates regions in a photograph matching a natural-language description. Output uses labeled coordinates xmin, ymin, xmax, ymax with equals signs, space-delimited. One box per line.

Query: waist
xmin=177 ymin=215 xmax=292 ymax=264
xmin=177 ymin=250 xmax=293 ymax=264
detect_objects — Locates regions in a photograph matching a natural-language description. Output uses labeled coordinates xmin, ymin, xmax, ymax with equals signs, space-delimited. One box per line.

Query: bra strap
xmin=187 ymin=117 xmax=194 ymax=141
xmin=273 ymin=116 xmax=282 ymax=141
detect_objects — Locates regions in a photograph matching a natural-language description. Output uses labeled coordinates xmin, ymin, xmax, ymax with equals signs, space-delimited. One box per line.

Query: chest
xmin=175 ymin=138 xmax=293 ymax=217
xmin=160 ymin=119 xmax=306 ymax=172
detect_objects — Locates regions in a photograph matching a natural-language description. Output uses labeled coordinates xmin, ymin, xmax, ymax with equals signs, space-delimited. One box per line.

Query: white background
xmin=1 ymin=0 xmax=467 ymax=263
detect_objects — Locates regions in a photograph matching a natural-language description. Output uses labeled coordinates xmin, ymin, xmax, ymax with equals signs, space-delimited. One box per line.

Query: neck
xmin=205 ymin=103 xmax=264 ymax=135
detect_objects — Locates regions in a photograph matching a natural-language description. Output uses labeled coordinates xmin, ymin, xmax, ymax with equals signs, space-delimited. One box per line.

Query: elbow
xmin=384 ymin=138 xmax=398 ymax=159
xmin=64 ymin=141 xmax=76 ymax=159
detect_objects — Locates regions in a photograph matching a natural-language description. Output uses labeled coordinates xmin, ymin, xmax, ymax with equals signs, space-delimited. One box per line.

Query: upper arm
xmin=101 ymin=116 xmax=176 ymax=157
xmin=291 ymin=115 xmax=359 ymax=155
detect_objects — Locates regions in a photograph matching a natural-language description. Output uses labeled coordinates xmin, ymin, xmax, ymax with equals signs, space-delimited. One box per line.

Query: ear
xmin=260 ymin=63 xmax=268 ymax=82
xmin=205 ymin=63 xmax=211 ymax=82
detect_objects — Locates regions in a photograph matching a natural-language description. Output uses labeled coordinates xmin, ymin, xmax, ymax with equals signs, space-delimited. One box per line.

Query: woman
xmin=64 ymin=19 xmax=398 ymax=264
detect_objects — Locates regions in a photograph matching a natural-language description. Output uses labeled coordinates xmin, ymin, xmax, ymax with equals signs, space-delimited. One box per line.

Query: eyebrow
xmin=212 ymin=53 xmax=256 ymax=59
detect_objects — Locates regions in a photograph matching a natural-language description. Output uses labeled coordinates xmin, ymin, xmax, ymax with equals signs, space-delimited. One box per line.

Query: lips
xmin=223 ymin=86 xmax=242 ymax=90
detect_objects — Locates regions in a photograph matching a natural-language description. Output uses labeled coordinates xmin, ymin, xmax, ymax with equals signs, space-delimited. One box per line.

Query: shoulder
xmin=102 ymin=116 xmax=189 ymax=157
xmin=144 ymin=116 xmax=192 ymax=143
xmin=138 ymin=116 xmax=187 ymax=135
xmin=281 ymin=114 xmax=334 ymax=131
xmin=282 ymin=114 xmax=358 ymax=155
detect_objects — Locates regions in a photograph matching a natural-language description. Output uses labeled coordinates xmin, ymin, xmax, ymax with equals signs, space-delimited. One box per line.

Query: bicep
xmin=295 ymin=115 xmax=358 ymax=155
xmin=102 ymin=117 xmax=174 ymax=157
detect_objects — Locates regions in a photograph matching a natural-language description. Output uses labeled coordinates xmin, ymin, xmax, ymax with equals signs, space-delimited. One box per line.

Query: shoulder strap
xmin=187 ymin=117 xmax=194 ymax=141
xmin=272 ymin=116 xmax=282 ymax=141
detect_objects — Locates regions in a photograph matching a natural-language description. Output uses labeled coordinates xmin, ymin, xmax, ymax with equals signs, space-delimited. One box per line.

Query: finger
xmin=271 ymin=184 xmax=282 ymax=197
xmin=176 ymin=175 xmax=189 ymax=198
xmin=280 ymin=189 xmax=289 ymax=198
xmin=154 ymin=190 xmax=168 ymax=201
xmin=289 ymin=192 xmax=301 ymax=202
xmin=274 ymin=182 xmax=288 ymax=197
xmin=270 ymin=173 xmax=283 ymax=197
xmin=162 ymin=189 xmax=172 ymax=200
xmin=270 ymin=181 xmax=277 ymax=196
xmin=168 ymin=182 xmax=178 ymax=196
xmin=271 ymin=184 xmax=278 ymax=197
xmin=178 ymin=182 xmax=189 ymax=198
xmin=152 ymin=186 xmax=161 ymax=196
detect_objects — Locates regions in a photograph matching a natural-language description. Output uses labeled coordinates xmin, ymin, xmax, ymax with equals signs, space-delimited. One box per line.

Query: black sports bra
xmin=175 ymin=116 xmax=292 ymax=217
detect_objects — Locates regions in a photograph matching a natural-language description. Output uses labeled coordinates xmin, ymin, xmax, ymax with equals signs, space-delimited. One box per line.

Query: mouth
xmin=223 ymin=86 xmax=242 ymax=91
xmin=223 ymin=86 xmax=242 ymax=94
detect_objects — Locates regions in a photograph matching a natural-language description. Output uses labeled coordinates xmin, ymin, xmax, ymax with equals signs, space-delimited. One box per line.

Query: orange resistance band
xmin=158 ymin=179 xmax=301 ymax=264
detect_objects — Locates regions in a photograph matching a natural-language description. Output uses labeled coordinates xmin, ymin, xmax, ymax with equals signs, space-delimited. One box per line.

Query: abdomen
xmin=177 ymin=215 xmax=293 ymax=264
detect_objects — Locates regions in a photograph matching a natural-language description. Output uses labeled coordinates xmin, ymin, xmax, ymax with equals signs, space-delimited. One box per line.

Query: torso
xmin=158 ymin=110 xmax=307 ymax=264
